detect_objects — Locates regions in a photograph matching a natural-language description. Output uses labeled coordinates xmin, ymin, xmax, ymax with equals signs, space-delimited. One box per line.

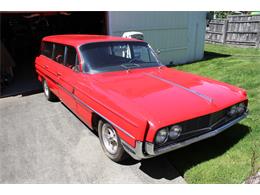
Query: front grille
xmin=154 ymin=103 xmax=246 ymax=150
xmin=181 ymin=108 xmax=228 ymax=134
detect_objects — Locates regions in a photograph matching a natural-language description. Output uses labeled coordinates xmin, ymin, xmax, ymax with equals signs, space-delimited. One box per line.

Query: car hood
xmin=90 ymin=67 xmax=247 ymax=129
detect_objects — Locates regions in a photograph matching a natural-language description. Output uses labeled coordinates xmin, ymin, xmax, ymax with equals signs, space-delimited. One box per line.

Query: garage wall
xmin=107 ymin=11 xmax=206 ymax=65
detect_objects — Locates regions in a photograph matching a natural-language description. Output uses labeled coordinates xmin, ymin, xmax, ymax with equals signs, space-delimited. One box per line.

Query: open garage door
xmin=0 ymin=12 xmax=107 ymax=97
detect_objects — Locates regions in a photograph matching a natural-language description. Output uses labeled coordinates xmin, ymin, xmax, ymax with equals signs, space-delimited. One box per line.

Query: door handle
xmin=57 ymin=72 xmax=62 ymax=77
xmin=43 ymin=65 xmax=48 ymax=69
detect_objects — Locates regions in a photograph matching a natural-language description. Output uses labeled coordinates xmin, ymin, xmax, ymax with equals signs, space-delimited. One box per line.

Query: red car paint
xmin=35 ymin=34 xmax=248 ymax=153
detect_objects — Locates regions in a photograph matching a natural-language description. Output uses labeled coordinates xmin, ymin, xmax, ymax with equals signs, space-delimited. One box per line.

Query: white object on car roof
xmin=122 ymin=31 xmax=144 ymax=40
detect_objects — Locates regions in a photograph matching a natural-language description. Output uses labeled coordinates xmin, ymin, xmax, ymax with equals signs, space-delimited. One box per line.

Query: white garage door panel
xmin=158 ymin=48 xmax=187 ymax=65
xmin=108 ymin=12 xmax=188 ymax=32
xmin=143 ymin=29 xmax=188 ymax=49
xmin=108 ymin=11 xmax=206 ymax=65
xmin=113 ymin=29 xmax=188 ymax=49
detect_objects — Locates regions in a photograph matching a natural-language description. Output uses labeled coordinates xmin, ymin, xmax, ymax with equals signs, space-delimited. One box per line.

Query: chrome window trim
xmin=78 ymin=41 xmax=160 ymax=74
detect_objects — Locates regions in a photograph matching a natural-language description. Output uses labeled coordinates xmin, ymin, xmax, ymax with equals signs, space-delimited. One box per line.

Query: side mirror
xmin=156 ymin=49 xmax=161 ymax=55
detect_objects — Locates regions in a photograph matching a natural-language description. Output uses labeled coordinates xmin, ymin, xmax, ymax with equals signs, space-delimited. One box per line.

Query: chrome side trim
xmin=74 ymin=95 xmax=136 ymax=140
xmin=145 ymin=73 xmax=213 ymax=104
xmin=40 ymin=72 xmax=136 ymax=140
xmin=76 ymin=88 xmax=139 ymax=128
xmin=145 ymin=112 xmax=247 ymax=156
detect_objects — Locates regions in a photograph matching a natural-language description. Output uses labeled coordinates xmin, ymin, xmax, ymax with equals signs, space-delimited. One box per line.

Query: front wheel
xmin=98 ymin=120 xmax=127 ymax=162
xmin=43 ymin=79 xmax=57 ymax=101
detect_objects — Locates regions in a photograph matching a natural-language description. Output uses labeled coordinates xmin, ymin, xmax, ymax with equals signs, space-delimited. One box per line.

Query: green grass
xmin=167 ymin=43 xmax=260 ymax=184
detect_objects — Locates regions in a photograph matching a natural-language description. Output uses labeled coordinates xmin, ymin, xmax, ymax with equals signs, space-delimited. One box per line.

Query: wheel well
xmin=91 ymin=112 xmax=102 ymax=132
xmin=38 ymin=75 xmax=43 ymax=82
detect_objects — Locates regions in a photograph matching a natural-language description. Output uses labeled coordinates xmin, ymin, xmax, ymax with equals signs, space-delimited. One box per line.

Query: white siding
xmin=107 ymin=11 xmax=206 ymax=65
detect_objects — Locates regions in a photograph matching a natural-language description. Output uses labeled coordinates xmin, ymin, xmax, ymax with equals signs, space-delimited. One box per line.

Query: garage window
xmin=41 ymin=42 xmax=54 ymax=59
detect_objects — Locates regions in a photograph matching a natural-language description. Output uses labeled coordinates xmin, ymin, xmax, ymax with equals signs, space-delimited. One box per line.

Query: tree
xmin=214 ymin=11 xmax=250 ymax=19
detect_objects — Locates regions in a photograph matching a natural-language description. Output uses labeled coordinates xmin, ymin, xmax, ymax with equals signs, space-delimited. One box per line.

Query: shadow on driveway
xmin=165 ymin=124 xmax=250 ymax=176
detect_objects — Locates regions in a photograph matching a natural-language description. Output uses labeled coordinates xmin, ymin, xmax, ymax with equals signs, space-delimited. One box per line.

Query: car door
xmin=36 ymin=41 xmax=59 ymax=96
xmin=53 ymin=44 xmax=79 ymax=111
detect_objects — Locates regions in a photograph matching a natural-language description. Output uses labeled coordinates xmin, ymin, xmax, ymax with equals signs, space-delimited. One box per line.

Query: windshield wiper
xmin=127 ymin=57 xmax=140 ymax=64
xmin=120 ymin=57 xmax=148 ymax=71
xmin=120 ymin=61 xmax=141 ymax=71
xmin=120 ymin=63 xmax=140 ymax=69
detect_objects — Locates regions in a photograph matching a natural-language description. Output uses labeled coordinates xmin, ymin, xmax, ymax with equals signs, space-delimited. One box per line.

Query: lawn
xmin=167 ymin=43 xmax=260 ymax=184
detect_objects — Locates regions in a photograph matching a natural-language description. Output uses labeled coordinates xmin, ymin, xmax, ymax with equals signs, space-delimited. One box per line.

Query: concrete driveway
xmin=0 ymin=93 xmax=186 ymax=184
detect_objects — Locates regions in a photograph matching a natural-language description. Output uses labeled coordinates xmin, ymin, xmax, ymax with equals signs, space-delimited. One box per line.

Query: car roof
xmin=42 ymin=34 xmax=144 ymax=47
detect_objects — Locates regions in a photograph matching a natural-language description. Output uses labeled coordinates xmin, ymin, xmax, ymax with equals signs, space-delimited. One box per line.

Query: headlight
xmin=228 ymin=103 xmax=246 ymax=116
xmin=169 ymin=125 xmax=182 ymax=140
xmin=237 ymin=102 xmax=246 ymax=114
xmin=155 ymin=128 xmax=169 ymax=144
xmin=227 ymin=105 xmax=238 ymax=116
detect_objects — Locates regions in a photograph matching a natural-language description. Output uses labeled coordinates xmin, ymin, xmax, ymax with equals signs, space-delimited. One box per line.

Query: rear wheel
xmin=98 ymin=120 xmax=127 ymax=162
xmin=43 ymin=79 xmax=57 ymax=101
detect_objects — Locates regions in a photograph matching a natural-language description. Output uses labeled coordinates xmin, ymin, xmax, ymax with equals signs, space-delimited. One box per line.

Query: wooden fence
xmin=205 ymin=15 xmax=260 ymax=48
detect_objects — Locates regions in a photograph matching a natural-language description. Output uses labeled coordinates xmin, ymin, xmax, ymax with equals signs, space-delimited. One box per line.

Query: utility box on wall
xmin=106 ymin=11 xmax=207 ymax=65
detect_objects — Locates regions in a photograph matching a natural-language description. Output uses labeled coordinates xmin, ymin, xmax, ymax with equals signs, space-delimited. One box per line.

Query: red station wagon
xmin=35 ymin=34 xmax=248 ymax=162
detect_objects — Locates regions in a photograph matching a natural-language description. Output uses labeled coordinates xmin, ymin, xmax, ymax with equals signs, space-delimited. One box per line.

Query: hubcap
xmin=43 ymin=81 xmax=49 ymax=97
xmin=101 ymin=123 xmax=118 ymax=155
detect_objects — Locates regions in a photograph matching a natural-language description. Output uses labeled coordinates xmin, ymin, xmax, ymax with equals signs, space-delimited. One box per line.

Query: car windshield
xmin=80 ymin=41 xmax=161 ymax=73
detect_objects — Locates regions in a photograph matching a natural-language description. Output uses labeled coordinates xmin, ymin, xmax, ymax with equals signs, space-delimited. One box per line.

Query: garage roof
xmin=42 ymin=34 xmax=142 ymax=47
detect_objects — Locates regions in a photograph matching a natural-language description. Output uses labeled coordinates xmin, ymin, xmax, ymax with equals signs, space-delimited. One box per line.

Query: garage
xmin=0 ymin=12 xmax=107 ymax=97
xmin=1 ymin=11 xmax=206 ymax=97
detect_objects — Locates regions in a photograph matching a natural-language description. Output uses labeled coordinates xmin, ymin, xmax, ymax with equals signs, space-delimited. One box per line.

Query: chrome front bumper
xmin=121 ymin=112 xmax=248 ymax=160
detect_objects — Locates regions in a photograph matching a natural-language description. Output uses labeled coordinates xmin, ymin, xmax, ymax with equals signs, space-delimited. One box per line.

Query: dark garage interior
xmin=0 ymin=12 xmax=107 ymax=97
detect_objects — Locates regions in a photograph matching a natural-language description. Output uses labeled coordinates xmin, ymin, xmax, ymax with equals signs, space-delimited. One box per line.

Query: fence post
xmin=222 ymin=19 xmax=228 ymax=44
xmin=256 ymin=23 xmax=260 ymax=48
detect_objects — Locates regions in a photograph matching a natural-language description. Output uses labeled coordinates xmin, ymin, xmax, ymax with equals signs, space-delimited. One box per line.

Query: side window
xmin=41 ymin=42 xmax=53 ymax=58
xmin=53 ymin=44 xmax=65 ymax=64
xmin=132 ymin=45 xmax=150 ymax=62
xmin=65 ymin=46 xmax=79 ymax=68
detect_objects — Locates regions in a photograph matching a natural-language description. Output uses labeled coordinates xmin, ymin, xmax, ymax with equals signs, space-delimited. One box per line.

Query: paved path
xmin=0 ymin=93 xmax=186 ymax=184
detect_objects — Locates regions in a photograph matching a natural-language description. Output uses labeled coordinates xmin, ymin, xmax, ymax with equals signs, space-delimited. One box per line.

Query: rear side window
xmin=41 ymin=42 xmax=53 ymax=58
xmin=65 ymin=46 xmax=79 ymax=68
xmin=53 ymin=44 xmax=65 ymax=64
